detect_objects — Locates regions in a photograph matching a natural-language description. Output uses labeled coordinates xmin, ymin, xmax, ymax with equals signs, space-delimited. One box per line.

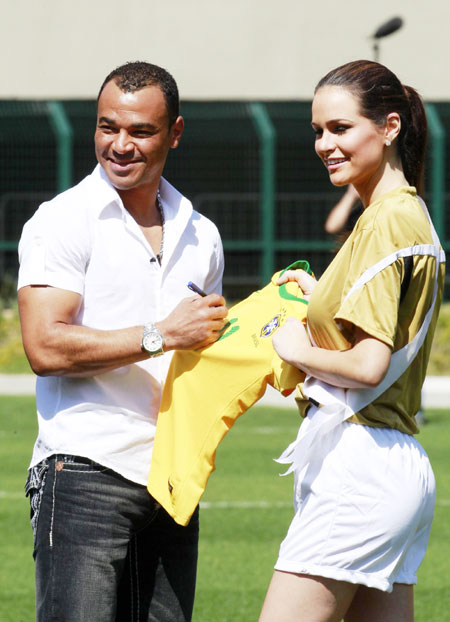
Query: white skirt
xmin=275 ymin=414 xmax=436 ymax=592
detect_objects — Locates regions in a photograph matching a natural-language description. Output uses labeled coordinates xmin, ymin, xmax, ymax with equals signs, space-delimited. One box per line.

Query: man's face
xmin=95 ymin=80 xmax=183 ymax=193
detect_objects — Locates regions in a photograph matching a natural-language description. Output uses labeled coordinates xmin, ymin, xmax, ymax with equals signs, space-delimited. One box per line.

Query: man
xmin=18 ymin=61 xmax=228 ymax=622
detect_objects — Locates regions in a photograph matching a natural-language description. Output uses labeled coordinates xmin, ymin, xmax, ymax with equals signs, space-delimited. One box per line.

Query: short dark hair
xmin=98 ymin=61 xmax=179 ymax=127
xmin=315 ymin=60 xmax=427 ymax=195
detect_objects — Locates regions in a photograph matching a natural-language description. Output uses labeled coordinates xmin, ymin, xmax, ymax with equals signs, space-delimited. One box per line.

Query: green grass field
xmin=1 ymin=397 xmax=449 ymax=621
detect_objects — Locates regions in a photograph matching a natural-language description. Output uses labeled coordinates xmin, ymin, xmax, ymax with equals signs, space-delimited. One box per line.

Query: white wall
xmin=1 ymin=0 xmax=448 ymax=100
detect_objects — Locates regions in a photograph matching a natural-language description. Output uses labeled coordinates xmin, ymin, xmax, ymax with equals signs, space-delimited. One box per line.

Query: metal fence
xmin=0 ymin=100 xmax=447 ymax=301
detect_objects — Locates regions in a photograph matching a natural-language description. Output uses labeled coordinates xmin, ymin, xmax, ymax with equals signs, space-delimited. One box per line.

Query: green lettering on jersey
xmin=217 ymin=317 xmax=239 ymax=341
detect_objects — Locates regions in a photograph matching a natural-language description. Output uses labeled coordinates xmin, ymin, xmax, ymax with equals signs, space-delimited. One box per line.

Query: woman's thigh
xmin=259 ymin=572 xmax=413 ymax=622
xmin=344 ymin=583 xmax=414 ymax=622
xmin=259 ymin=571 xmax=358 ymax=622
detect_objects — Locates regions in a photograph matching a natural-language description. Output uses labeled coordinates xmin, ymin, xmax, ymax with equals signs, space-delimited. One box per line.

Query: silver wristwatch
xmin=141 ymin=323 xmax=164 ymax=357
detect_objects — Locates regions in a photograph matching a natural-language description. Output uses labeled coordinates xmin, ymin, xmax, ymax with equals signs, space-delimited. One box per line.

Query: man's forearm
xmin=24 ymin=323 xmax=149 ymax=377
xmin=19 ymin=284 xmax=228 ymax=377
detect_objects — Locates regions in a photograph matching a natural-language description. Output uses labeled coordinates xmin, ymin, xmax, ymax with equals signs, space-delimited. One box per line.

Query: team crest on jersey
xmin=260 ymin=314 xmax=281 ymax=338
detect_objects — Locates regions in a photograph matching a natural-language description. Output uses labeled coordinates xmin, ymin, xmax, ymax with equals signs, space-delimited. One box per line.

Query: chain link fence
xmin=0 ymin=100 xmax=447 ymax=301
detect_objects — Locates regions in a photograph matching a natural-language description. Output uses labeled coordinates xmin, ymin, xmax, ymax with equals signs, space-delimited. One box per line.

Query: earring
xmin=385 ymin=139 xmax=392 ymax=146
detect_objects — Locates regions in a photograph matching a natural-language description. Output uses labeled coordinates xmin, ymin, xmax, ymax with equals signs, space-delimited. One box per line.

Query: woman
xmin=259 ymin=60 xmax=445 ymax=622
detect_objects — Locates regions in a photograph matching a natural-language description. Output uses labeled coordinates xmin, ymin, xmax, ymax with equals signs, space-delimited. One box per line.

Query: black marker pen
xmin=188 ymin=282 xmax=231 ymax=332
xmin=187 ymin=281 xmax=207 ymax=297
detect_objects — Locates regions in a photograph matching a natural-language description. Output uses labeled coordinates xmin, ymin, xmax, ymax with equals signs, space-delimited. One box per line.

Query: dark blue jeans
xmin=26 ymin=455 xmax=199 ymax=622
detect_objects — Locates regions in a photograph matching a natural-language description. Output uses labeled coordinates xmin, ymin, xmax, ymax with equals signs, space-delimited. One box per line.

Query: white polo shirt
xmin=18 ymin=164 xmax=224 ymax=485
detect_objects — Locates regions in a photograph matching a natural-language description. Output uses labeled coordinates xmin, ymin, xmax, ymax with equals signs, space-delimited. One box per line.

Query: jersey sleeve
xmin=18 ymin=198 xmax=90 ymax=294
xmin=271 ymin=353 xmax=305 ymax=395
xmin=335 ymin=227 xmax=403 ymax=348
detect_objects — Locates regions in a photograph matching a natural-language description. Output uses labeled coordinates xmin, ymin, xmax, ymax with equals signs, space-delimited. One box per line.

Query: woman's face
xmin=311 ymin=85 xmax=387 ymax=190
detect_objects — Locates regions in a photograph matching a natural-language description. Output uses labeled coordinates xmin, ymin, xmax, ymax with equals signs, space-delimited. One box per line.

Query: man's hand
xmin=157 ymin=293 xmax=228 ymax=351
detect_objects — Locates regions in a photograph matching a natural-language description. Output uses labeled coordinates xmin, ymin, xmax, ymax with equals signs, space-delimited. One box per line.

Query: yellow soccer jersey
xmin=148 ymin=261 xmax=311 ymax=525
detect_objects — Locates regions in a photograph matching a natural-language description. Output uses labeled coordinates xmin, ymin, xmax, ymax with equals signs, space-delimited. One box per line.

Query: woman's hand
xmin=276 ymin=270 xmax=317 ymax=300
xmin=272 ymin=317 xmax=311 ymax=367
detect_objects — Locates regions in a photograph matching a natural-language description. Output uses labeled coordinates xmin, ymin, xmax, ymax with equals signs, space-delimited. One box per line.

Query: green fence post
xmin=425 ymin=104 xmax=445 ymax=239
xmin=249 ymin=103 xmax=276 ymax=283
xmin=47 ymin=101 xmax=73 ymax=193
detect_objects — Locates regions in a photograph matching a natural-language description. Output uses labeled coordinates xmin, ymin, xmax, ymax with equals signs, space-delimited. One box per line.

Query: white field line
xmin=199 ymin=498 xmax=450 ymax=510
xmin=0 ymin=491 xmax=26 ymax=499
xmin=200 ymin=500 xmax=292 ymax=510
xmin=2 ymin=491 xmax=449 ymax=509
xmin=252 ymin=426 xmax=299 ymax=435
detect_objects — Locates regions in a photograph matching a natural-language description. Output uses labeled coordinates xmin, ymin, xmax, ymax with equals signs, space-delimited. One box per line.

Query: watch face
xmin=143 ymin=331 xmax=163 ymax=354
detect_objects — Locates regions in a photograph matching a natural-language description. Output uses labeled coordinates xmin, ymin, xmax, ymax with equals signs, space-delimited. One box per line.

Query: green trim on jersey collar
xmin=278 ymin=259 xmax=312 ymax=303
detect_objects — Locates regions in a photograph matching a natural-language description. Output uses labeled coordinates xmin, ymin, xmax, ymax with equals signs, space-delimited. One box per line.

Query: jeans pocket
xmin=55 ymin=455 xmax=110 ymax=473
xmin=25 ymin=460 xmax=49 ymax=546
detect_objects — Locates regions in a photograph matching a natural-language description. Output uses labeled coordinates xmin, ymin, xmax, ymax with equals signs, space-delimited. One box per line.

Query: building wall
xmin=1 ymin=0 xmax=448 ymax=100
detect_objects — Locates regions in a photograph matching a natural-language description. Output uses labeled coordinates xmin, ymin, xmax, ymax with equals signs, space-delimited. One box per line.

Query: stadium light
xmin=370 ymin=17 xmax=404 ymax=62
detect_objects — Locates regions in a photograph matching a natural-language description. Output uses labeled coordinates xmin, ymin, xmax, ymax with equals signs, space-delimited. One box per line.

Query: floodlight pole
xmin=373 ymin=41 xmax=380 ymax=62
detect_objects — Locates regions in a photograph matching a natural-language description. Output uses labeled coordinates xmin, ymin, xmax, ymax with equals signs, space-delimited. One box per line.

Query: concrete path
xmin=0 ymin=374 xmax=36 ymax=396
xmin=1 ymin=374 xmax=449 ymax=409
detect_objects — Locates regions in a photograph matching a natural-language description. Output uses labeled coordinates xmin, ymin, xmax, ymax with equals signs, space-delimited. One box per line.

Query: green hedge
xmin=427 ymin=302 xmax=450 ymax=375
xmin=0 ymin=305 xmax=31 ymax=373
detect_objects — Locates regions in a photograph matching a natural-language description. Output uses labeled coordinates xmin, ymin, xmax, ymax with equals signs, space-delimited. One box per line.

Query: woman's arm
xmin=272 ymin=318 xmax=391 ymax=389
xmin=275 ymin=268 xmax=391 ymax=389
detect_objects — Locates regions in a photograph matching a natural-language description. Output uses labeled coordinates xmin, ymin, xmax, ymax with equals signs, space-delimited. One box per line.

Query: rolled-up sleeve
xmin=18 ymin=200 xmax=89 ymax=294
